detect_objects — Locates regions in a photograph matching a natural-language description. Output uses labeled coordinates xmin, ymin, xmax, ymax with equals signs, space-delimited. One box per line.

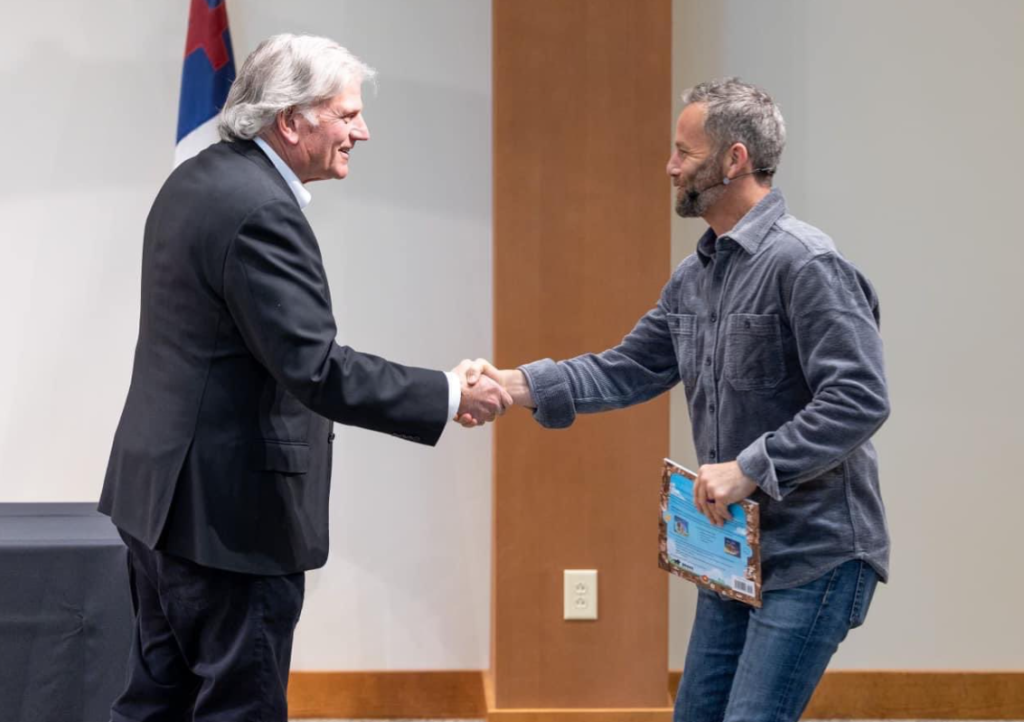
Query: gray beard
xmin=675 ymin=153 xmax=726 ymax=218
xmin=675 ymin=182 xmax=726 ymax=218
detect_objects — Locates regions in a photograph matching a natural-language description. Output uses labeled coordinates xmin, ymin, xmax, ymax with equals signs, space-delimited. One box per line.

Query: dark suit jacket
xmin=99 ymin=140 xmax=449 ymax=575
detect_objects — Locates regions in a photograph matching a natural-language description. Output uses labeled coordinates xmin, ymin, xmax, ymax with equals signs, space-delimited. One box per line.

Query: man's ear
xmin=725 ymin=142 xmax=751 ymax=177
xmin=275 ymin=107 xmax=303 ymax=146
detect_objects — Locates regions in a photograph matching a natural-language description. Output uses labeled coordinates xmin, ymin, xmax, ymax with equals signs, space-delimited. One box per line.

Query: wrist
xmin=505 ymin=370 xmax=535 ymax=408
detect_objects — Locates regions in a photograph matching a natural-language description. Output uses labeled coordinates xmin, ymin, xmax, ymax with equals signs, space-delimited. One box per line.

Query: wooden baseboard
xmin=288 ymin=670 xmax=1024 ymax=719
xmin=669 ymin=670 xmax=1024 ymax=720
xmin=805 ymin=670 xmax=1024 ymax=720
xmin=486 ymin=709 xmax=672 ymax=722
xmin=287 ymin=670 xmax=671 ymax=720
xmin=287 ymin=671 xmax=485 ymax=719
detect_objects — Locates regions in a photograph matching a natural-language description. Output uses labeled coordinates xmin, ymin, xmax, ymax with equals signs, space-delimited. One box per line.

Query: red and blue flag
xmin=174 ymin=0 xmax=236 ymax=166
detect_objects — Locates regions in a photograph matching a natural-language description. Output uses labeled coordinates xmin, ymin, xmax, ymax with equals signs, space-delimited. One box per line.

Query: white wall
xmin=7 ymin=0 xmax=1022 ymax=679
xmin=0 ymin=0 xmax=492 ymax=670
xmin=670 ymin=0 xmax=1024 ymax=669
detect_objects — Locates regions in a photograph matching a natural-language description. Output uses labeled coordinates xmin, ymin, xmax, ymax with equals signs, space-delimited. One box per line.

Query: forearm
xmin=737 ymin=380 xmax=890 ymax=500
xmin=303 ymin=345 xmax=451 ymax=442
xmin=518 ymin=347 xmax=677 ymax=429
xmin=500 ymin=282 xmax=680 ymax=428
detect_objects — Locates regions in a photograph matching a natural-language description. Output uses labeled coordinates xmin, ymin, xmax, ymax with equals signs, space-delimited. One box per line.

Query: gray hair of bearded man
xmin=681 ymin=77 xmax=786 ymax=185
xmin=217 ymin=33 xmax=376 ymax=142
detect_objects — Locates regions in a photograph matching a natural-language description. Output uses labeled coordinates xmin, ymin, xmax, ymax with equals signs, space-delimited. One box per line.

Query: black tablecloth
xmin=0 ymin=503 xmax=132 ymax=722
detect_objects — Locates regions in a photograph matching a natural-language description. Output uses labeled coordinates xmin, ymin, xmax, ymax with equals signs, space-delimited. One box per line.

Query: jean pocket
xmin=724 ymin=313 xmax=785 ymax=390
xmin=667 ymin=313 xmax=698 ymax=386
xmin=848 ymin=562 xmax=879 ymax=629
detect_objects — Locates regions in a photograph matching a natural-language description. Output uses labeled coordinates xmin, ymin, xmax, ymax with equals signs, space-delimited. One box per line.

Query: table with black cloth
xmin=0 ymin=503 xmax=132 ymax=722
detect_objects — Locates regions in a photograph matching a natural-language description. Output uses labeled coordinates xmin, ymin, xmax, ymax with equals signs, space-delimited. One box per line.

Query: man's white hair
xmin=218 ymin=34 xmax=376 ymax=142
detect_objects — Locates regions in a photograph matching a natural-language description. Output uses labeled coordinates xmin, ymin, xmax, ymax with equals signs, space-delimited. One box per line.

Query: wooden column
xmin=491 ymin=1 xmax=673 ymax=720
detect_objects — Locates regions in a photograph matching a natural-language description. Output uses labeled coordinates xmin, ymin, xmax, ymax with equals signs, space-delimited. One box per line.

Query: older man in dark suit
xmin=99 ymin=34 xmax=508 ymax=722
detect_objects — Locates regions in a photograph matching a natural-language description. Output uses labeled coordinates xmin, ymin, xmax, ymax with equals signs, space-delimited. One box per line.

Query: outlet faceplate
xmin=563 ymin=569 xmax=598 ymax=620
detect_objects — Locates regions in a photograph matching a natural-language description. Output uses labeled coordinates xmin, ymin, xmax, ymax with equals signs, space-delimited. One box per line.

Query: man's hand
xmin=450 ymin=359 xmax=536 ymax=427
xmin=692 ymin=461 xmax=758 ymax=527
xmin=451 ymin=358 xmax=513 ymax=427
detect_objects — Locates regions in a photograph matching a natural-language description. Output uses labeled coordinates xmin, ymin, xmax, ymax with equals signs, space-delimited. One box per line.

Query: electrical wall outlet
xmin=563 ymin=569 xmax=598 ymax=620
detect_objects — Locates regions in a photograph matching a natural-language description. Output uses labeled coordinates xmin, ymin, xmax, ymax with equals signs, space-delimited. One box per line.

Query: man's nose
xmin=354 ymin=116 xmax=370 ymax=141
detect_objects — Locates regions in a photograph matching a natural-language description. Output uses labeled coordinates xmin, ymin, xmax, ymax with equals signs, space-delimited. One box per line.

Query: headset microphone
xmin=686 ymin=168 xmax=775 ymax=202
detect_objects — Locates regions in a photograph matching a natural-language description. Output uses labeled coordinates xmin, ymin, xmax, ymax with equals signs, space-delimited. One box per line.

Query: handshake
xmin=449 ymin=358 xmax=535 ymax=427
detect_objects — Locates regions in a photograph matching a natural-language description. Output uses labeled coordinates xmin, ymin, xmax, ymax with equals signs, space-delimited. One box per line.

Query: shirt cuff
xmin=519 ymin=359 xmax=576 ymax=429
xmin=445 ymin=371 xmax=461 ymax=423
xmin=736 ymin=433 xmax=783 ymax=501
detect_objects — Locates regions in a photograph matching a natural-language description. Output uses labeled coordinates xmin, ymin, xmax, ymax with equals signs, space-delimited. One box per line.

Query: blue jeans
xmin=674 ymin=559 xmax=878 ymax=722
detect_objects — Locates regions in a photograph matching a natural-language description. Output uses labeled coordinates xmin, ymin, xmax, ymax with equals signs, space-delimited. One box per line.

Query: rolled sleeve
xmin=519 ymin=359 xmax=577 ymax=429
xmin=737 ymin=433 xmax=783 ymax=501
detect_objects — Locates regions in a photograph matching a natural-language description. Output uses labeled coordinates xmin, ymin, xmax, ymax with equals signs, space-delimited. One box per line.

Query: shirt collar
xmin=254 ymin=137 xmax=312 ymax=210
xmin=696 ymin=187 xmax=788 ymax=265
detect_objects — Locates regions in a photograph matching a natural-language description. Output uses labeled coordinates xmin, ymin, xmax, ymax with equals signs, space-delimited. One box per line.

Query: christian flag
xmin=174 ymin=0 xmax=236 ymax=166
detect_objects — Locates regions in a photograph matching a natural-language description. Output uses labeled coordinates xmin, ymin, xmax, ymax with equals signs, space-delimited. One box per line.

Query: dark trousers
xmin=110 ymin=531 xmax=305 ymax=722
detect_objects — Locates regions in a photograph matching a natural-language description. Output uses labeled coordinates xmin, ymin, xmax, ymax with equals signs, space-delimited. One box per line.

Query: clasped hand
xmin=449 ymin=358 xmax=535 ymax=427
xmin=450 ymin=358 xmax=512 ymax=427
